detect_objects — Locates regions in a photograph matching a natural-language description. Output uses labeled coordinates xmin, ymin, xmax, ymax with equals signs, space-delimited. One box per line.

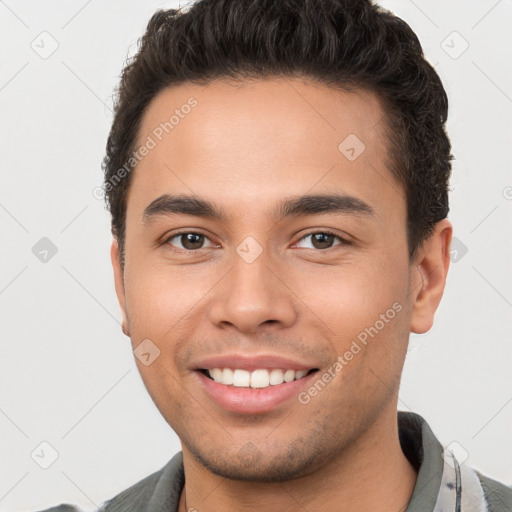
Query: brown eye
xmin=295 ymin=231 xmax=346 ymax=250
xmin=312 ymin=233 xmax=335 ymax=249
xmin=166 ymin=232 xmax=213 ymax=251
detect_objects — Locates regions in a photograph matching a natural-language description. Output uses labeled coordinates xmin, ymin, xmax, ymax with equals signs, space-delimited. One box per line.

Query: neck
xmin=178 ymin=409 xmax=417 ymax=512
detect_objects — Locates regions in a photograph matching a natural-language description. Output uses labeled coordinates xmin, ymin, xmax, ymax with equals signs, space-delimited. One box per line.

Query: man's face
xmin=113 ymin=78 xmax=420 ymax=481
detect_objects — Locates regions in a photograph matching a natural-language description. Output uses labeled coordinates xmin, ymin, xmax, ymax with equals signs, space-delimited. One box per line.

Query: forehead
xmin=127 ymin=77 xmax=402 ymax=221
xmin=137 ymin=77 xmax=388 ymax=159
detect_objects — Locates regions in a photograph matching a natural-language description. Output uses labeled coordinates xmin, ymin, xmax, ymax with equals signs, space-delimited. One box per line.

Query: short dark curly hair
xmin=102 ymin=0 xmax=452 ymax=267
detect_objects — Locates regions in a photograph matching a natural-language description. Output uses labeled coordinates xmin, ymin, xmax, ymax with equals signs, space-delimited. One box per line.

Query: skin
xmin=111 ymin=77 xmax=452 ymax=512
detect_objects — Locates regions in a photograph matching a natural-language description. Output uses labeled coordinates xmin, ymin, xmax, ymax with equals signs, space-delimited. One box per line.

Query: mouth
xmin=198 ymin=367 xmax=319 ymax=388
xmin=195 ymin=366 xmax=320 ymax=414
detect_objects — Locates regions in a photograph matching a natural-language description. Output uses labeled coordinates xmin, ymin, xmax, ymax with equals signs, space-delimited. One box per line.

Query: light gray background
xmin=0 ymin=0 xmax=511 ymax=510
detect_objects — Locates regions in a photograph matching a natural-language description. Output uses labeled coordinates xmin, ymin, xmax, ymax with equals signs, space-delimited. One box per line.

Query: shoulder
xmin=30 ymin=452 xmax=184 ymax=512
xmin=475 ymin=470 xmax=512 ymax=512
xmin=29 ymin=503 xmax=82 ymax=512
xmin=97 ymin=464 xmax=167 ymax=511
xmin=28 ymin=471 xmax=162 ymax=512
xmin=31 ymin=507 xmax=82 ymax=512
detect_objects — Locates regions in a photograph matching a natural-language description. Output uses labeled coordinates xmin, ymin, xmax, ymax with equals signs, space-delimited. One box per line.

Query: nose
xmin=208 ymin=247 xmax=297 ymax=334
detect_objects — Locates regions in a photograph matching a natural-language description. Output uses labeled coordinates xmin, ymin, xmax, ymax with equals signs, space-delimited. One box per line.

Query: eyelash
xmin=163 ymin=229 xmax=351 ymax=252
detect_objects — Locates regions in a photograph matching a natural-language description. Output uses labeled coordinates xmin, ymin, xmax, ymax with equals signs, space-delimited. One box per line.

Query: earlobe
xmin=110 ymin=238 xmax=130 ymax=337
xmin=410 ymin=219 xmax=452 ymax=334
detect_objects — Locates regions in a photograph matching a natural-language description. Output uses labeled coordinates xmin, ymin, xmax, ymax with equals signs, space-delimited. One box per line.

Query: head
xmin=105 ymin=0 xmax=452 ymax=481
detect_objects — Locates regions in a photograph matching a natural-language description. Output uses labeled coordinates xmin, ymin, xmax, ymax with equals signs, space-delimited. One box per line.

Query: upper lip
xmin=192 ymin=353 xmax=319 ymax=372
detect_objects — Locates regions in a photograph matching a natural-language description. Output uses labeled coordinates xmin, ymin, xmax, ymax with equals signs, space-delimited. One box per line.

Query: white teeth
xmin=210 ymin=368 xmax=222 ymax=383
xmin=283 ymin=369 xmax=295 ymax=382
xmin=295 ymin=370 xmax=308 ymax=379
xmin=222 ymin=368 xmax=234 ymax=385
xmin=269 ymin=369 xmax=284 ymax=385
xmin=206 ymin=368 xmax=312 ymax=388
xmin=250 ymin=369 xmax=270 ymax=388
xmin=232 ymin=369 xmax=251 ymax=387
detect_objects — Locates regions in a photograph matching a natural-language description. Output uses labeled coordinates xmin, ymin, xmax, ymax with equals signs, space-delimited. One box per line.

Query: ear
xmin=111 ymin=238 xmax=130 ymax=337
xmin=410 ymin=219 xmax=452 ymax=334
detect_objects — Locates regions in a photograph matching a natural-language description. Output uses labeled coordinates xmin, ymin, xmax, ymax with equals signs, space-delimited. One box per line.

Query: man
xmin=38 ymin=0 xmax=511 ymax=510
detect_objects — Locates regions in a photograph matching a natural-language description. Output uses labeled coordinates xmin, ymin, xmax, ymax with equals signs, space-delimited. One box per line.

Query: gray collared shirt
xmin=35 ymin=411 xmax=512 ymax=512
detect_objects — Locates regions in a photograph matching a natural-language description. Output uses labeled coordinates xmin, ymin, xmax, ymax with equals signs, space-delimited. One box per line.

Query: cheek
xmin=296 ymin=260 xmax=411 ymax=391
xmin=293 ymin=259 xmax=407 ymax=335
xmin=123 ymin=262 xmax=219 ymax=342
xmin=301 ymin=264 xmax=410 ymax=406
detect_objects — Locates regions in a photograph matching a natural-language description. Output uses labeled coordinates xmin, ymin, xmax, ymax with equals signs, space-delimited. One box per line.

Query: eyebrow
xmin=142 ymin=192 xmax=375 ymax=224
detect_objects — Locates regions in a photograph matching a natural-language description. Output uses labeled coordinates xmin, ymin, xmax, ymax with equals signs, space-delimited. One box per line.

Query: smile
xmin=196 ymin=367 xmax=320 ymax=414
xmin=201 ymin=367 xmax=317 ymax=388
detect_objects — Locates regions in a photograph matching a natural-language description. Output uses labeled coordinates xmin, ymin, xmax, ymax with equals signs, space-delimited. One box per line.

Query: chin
xmin=189 ymin=444 xmax=323 ymax=482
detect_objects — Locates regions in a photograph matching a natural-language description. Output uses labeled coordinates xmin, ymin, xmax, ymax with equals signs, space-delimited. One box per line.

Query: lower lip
xmin=195 ymin=370 xmax=318 ymax=414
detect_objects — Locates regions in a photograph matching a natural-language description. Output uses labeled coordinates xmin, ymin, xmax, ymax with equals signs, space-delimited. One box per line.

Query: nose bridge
xmin=208 ymin=237 xmax=296 ymax=332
